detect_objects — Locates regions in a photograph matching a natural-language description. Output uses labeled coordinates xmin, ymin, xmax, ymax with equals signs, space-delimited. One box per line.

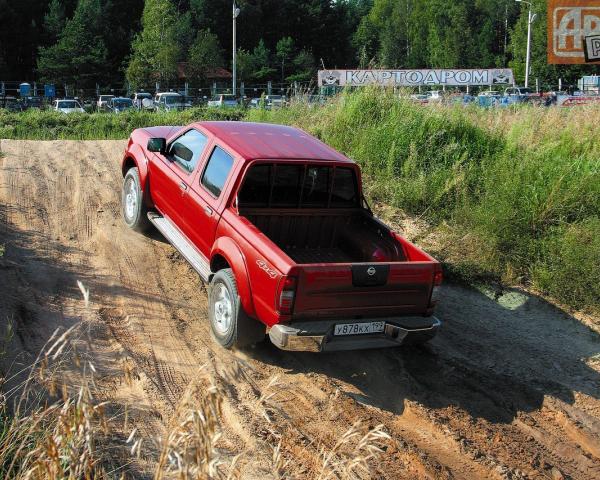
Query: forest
xmin=0 ymin=0 xmax=597 ymax=90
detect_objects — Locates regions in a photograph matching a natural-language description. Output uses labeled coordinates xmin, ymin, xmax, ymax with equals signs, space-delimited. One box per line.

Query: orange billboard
xmin=548 ymin=0 xmax=600 ymax=64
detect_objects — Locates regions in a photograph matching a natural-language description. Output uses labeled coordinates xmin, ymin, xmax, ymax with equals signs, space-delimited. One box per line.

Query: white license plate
xmin=334 ymin=321 xmax=385 ymax=336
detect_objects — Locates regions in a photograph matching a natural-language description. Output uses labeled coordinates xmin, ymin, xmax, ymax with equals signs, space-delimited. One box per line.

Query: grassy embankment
xmin=246 ymin=91 xmax=600 ymax=313
xmin=0 ymin=93 xmax=598 ymax=312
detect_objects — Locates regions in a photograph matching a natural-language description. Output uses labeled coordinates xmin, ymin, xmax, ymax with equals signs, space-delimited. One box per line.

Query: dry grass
xmin=0 ymin=283 xmax=392 ymax=479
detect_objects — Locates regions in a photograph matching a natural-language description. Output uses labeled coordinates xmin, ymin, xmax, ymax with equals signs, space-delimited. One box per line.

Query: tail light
xmin=277 ymin=276 xmax=297 ymax=314
xmin=430 ymin=270 xmax=443 ymax=306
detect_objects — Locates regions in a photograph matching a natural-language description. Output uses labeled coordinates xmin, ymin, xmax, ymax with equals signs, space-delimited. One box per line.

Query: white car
xmin=97 ymin=95 xmax=114 ymax=111
xmin=53 ymin=99 xmax=85 ymax=114
xmin=426 ymin=90 xmax=442 ymax=102
xmin=207 ymin=94 xmax=239 ymax=108
xmin=154 ymin=92 xmax=190 ymax=111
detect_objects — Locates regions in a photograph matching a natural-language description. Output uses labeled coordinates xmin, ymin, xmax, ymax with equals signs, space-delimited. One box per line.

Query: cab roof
xmin=195 ymin=121 xmax=352 ymax=163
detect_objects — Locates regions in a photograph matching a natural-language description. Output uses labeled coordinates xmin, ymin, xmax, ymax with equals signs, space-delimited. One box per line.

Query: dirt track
xmin=1 ymin=139 xmax=599 ymax=479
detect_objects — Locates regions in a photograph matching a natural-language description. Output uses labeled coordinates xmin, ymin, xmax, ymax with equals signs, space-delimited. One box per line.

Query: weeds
xmin=0 ymin=107 xmax=245 ymax=140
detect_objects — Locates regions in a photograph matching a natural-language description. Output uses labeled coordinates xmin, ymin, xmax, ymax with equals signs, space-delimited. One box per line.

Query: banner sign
xmin=548 ymin=0 xmax=600 ymax=64
xmin=318 ymin=69 xmax=514 ymax=87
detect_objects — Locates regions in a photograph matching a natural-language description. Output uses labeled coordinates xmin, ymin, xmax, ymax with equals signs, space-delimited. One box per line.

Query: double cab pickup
xmin=121 ymin=121 xmax=442 ymax=351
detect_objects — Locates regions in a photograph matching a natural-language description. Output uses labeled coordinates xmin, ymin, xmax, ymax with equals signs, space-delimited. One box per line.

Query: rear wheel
xmin=209 ymin=269 xmax=265 ymax=349
xmin=122 ymin=167 xmax=151 ymax=232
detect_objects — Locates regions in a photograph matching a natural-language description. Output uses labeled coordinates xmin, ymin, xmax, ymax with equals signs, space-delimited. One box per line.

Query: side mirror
xmin=147 ymin=137 xmax=166 ymax=154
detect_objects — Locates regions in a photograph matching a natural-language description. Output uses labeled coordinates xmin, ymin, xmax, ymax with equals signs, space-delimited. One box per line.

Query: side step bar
xmin=147 ymin=212 xmax=211 ymax=281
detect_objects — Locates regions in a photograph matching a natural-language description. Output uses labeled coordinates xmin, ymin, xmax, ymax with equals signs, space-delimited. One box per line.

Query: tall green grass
xmin=247 ymin=90 xmax=600 ymax=312
xmin=0 ymin=107 xmax=245 ymax=140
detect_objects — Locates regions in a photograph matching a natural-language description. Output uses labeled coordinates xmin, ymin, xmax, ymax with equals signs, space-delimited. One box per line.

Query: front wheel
xmin=209 ymin=269 xmax=266 ymax=349
xmin=122 ymin=167 xmax=151 ymax=232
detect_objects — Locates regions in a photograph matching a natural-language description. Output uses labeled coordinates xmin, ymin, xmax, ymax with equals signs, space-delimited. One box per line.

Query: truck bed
xmin=240 ymin=208 xmax=406 ymax=264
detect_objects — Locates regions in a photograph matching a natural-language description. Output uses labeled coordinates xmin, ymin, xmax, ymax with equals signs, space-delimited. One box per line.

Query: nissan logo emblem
xmin=367 ymin=267 xmax=376 ymax=276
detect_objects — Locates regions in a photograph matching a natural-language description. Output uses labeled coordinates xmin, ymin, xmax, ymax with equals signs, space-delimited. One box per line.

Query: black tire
xmin=122 ymin=167 xmax=151 ymax=232
xmin=209 ymin=269 xmax=266 ymax=349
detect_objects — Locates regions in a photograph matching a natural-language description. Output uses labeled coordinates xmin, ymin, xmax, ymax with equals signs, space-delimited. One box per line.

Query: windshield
xmin=100 ymin=96 xmax=113 ymax=101
xmin=113 ymin=99 xmax=132 ymax=107
xmin=137 ymin=93 xmax=151 ymax=99
xmin=519 ymin=88 xmax=533 ymax=94
xmin=164 ymin=95 xmax=182 ymax=104
xmin=238 ymin=164 xmax=359 ymax=209
xmin=57 ymin=101 xmax=80 ymax=108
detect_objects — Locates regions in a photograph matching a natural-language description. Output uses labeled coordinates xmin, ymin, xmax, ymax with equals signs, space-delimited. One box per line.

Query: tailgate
xmin=292 ymin=262 xmax=436 ymax=320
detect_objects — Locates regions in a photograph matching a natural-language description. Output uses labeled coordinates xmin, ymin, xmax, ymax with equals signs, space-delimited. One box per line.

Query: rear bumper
xmin=268 ymin=316 xmax=441 ymax=352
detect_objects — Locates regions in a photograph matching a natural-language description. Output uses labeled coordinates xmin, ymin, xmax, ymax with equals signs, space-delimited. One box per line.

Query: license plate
xmin=334 ymin=321 xmax=385 ymax=336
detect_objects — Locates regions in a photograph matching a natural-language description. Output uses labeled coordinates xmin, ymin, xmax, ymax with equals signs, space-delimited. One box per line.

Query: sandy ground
xmin=0 ymin=139 xmax=599 ymax=479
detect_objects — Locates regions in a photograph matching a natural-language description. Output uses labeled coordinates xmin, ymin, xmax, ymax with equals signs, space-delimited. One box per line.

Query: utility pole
xmin=516 ymin=0 xmax=537 ymax=88
xmin=232 ymin=1 xmax=240 ymax=97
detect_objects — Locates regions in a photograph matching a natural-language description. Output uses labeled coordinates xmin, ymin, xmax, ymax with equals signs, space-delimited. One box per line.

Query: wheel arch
xmin=210 ymin=238 xmax=256 ymax=319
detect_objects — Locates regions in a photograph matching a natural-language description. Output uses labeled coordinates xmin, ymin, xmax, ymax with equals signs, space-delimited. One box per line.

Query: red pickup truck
xmin=121 ymin=121 xmax=442 ymax=352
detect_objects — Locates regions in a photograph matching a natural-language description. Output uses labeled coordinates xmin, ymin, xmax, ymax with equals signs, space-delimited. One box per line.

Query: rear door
xmin=183 ymin=144 xmax=236 ymax=255
xmin=292 ymin=262 xmax=436 ymax=320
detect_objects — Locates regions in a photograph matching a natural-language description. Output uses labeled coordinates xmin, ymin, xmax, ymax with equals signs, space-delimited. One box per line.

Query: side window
xmin=169 ymin=129 xmax=208 ymax=174
xmin=201 ymin=146 xmax=234 ymax=198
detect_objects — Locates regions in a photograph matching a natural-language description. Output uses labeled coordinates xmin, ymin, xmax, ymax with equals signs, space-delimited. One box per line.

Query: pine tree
xmin=126 ymin=0 xmax=180 ymax=89
xmin=187 ymin=29 xmax=224 ymax=84
xmin=37 ymin=0 xmax=108 ymax=86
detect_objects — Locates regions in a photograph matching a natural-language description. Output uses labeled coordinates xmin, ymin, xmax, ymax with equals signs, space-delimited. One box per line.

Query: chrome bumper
xmin=268 ymin=317 xmax=441 ymax=352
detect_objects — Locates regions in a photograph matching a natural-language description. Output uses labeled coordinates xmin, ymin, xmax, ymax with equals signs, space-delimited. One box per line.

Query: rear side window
xmin=170 ymin=129 xmax=208 ymax=173
xmin=201 ymin=146 xmax=234 ymax=197
xmin=331 ymin=167 xmax=358 ymax=207
xmin=238 ymin=164 xmax=271 ymax=206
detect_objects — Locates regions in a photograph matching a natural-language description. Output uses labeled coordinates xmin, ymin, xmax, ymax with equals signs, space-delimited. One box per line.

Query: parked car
xmin=425 ymin=90 xmax=443 ymax=102
xmin=22 ymin=96 xmax=45 ymax=110
xmin=409 ymin=94 xmax=429 ymax=104
xmin=504 ymin=86 xmax=534 ymax=104
xmin=207 ymin=94 xmax=239 ymax=108
xmin=108 ymin=97 xmax=134 ymax=113
xmin=53 ymin=99 xmax=85 ymax=114
xmin=505 ymin=86 xmax=533 ymax=97
xmin=264 ymin=94 xmax=287 ymax=108
xmin=132 ymin=92 xmax=153 ymax=110
xmin=97 ymin=94 xmax=115 ymax=111
xmin=248 ymin=97 xmax=262 ymax=109
xmin=154 ymin=92 xmax=190 ymax=111
xmin=120 ymin=121 xmax=443 ymax=352
xmin=0 ymin=96 xmax=23 ymax=112
xmin=478 ymin=90 xmax=501 ymax=97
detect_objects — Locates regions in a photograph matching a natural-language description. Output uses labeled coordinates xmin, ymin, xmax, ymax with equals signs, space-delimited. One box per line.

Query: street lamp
xmin=515 ymin=0 xmax=537 ymax=88
xmin=232 ymin=1 xmax=241 ymax=97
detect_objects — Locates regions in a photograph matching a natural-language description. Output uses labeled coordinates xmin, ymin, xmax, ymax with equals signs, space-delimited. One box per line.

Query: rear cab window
xmin=238 ymin=163 xmax=359 ymax=209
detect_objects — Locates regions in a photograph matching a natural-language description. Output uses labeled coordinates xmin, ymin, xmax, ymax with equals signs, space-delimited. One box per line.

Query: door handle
xmin=179 ymin=181 xmax=188 ymax=191
xmin=204 ymin=206 xmax=213 ymax=216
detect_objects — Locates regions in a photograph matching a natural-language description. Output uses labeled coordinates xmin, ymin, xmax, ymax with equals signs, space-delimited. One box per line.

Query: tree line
xmin=0 ymin=0 xmax=595 ymax=91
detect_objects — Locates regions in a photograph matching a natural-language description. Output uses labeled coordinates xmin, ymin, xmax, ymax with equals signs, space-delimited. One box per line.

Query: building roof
xmin=195 ymin=121 xmax=352 ymax=162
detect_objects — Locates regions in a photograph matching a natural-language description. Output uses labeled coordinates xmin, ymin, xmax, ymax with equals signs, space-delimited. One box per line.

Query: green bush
xmin=247 ymin=90 xmax=600 ymax=312
xmin=0 ymin=107 xmax=245 ymax=140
